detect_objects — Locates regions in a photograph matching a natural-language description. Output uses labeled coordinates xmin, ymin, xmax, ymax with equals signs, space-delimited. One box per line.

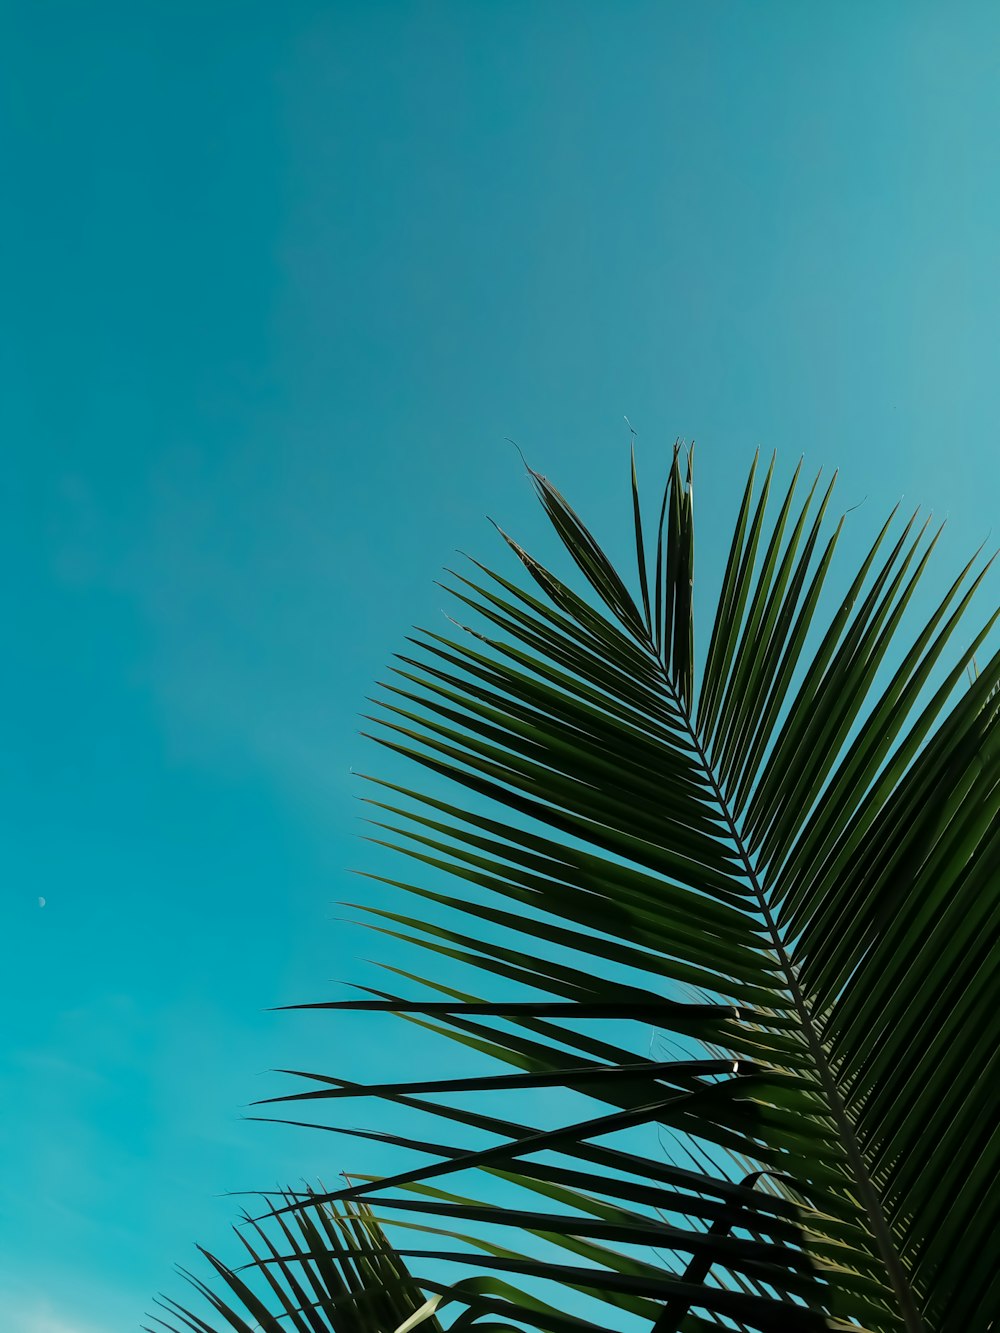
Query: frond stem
xmin=655 ymin=658 xmax=925 ymax=1333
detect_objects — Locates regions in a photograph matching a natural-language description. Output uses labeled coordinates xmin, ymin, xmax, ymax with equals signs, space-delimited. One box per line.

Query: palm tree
xmin=165 ymin=446 xmax=999 ymax=1332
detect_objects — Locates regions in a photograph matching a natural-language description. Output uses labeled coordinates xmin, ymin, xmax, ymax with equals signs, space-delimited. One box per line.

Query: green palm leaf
xmin=179 ymin=448 xmax=998 ymax=1332
xmin=149 ymin=1193 xmax=452 ymax=1333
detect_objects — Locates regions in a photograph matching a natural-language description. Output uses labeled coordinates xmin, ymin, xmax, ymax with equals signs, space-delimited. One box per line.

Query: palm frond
xmin=148 ymin=1193 xmax=448 ymax=1333
xmin=180 ymin=447 xmax=998 ymax=1333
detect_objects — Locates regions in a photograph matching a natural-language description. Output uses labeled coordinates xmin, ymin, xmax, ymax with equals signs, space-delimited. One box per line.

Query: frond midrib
xmin=652 ymin=650 xmax=926 ymax=1333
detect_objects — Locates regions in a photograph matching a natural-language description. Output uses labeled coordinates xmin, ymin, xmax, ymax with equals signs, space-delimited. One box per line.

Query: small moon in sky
xmin=37 ymin=896 xmax=46 ymax=908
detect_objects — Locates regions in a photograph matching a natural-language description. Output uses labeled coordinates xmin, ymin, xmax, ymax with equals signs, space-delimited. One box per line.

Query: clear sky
xmin=3 ymin=3 xmax=999 ymax=1329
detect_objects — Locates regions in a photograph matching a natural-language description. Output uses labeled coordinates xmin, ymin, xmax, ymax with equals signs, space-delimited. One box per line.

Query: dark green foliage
xmin=164 ymin=449 xmax=999 ymax=1332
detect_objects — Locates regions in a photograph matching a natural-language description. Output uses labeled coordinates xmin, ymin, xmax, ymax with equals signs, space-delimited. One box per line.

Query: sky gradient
xmin=3 ymin=3 xmax=1000 ymax=1328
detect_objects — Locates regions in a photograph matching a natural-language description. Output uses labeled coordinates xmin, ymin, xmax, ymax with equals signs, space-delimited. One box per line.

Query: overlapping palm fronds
xmin=167 ymin=446 xmax=999 ymax=1332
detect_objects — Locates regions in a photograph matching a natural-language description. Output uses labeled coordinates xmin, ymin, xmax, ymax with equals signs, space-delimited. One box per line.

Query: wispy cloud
xmin=3 ymin=1297 xmax=109 ymax=1333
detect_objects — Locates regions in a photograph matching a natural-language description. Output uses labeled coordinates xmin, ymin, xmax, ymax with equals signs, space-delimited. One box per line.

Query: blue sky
xmin=2 ymin=2 xmax=999 ymax=1328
